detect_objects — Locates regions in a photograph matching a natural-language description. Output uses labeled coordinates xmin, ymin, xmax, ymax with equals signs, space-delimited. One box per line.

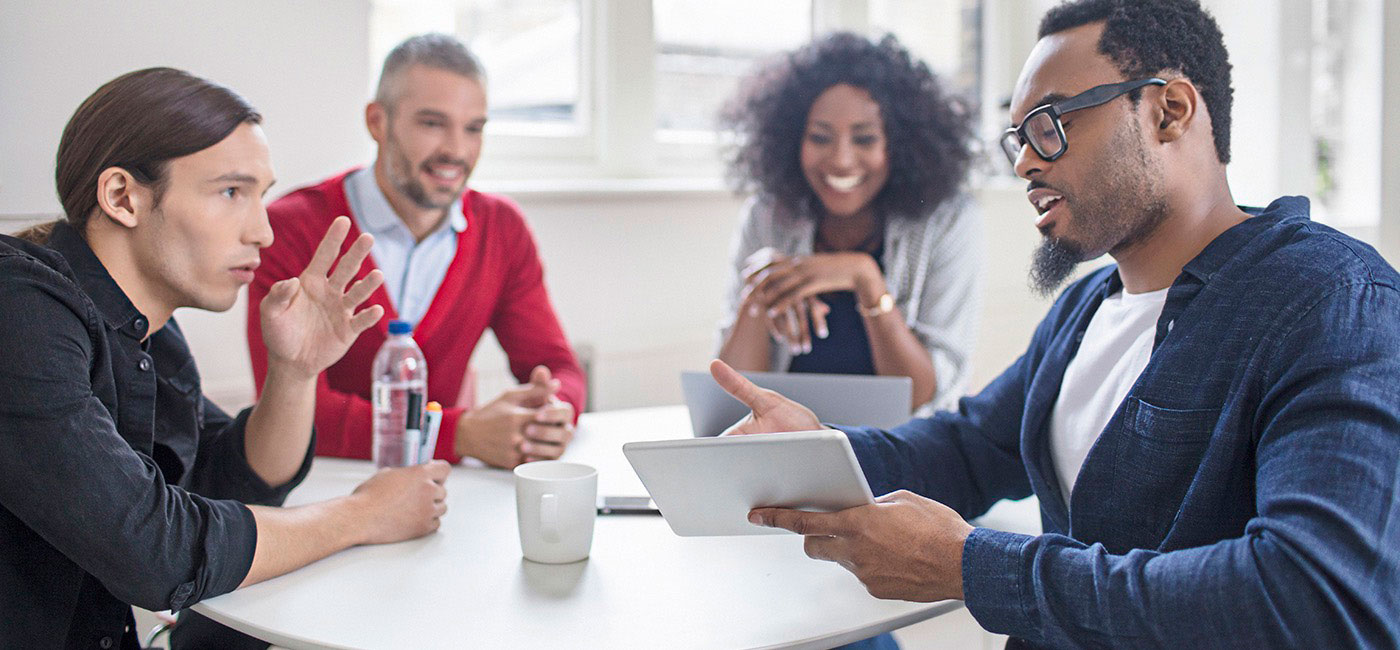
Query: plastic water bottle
xmin=372 ymin=320 xmax=428 ymax=468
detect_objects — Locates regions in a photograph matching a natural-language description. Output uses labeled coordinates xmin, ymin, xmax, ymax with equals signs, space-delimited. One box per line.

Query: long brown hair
xmin=10 ymin=220 xmax=59 ymax=244
xmin=55 ymin=67 xmax=262 ymax=235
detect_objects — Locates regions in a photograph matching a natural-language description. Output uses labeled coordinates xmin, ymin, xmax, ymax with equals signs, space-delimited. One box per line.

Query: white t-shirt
xmin=1049 ymin=286 xmax=1170 ymax=505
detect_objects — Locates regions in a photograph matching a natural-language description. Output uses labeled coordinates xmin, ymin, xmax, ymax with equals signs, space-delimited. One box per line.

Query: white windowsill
xmin=472 ymin=175 xmax=732 ymax=200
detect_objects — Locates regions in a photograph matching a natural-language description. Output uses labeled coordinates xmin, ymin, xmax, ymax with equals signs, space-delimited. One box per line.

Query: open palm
xmin=259 ymin=216 xmax=385 ymax=379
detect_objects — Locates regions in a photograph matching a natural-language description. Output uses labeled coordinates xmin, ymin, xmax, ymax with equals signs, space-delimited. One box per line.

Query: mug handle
xmin=540 ymin=493 xmax=560 ymax=543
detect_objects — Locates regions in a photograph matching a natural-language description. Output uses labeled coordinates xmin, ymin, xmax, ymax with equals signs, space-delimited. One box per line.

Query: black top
xmin=788 ymin=246 xmax=884 ymax=376
xmin=0 ymin=222 xmax=313 ymax=649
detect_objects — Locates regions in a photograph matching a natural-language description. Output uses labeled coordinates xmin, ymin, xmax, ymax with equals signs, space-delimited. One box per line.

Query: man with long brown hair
xmin=0 ymin=68 xmax=450 ymax=649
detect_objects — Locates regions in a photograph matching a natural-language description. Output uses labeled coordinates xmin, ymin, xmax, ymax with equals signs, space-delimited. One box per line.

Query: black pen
xmin=403 ymin=391 xmax=424 ymax=466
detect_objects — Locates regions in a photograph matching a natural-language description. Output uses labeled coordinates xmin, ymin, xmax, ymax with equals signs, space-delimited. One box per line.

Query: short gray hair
xmin=374 ymin=33 xmax=485 ymax=109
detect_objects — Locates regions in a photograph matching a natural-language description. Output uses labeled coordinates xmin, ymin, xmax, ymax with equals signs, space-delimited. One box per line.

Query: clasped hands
xmin=738 ymin=247 xmax=884 ymax=356
xmin=711 ymin=359 xmax=972 ymax=602
xmin=455 ymin=365 xmax=575 ymax=469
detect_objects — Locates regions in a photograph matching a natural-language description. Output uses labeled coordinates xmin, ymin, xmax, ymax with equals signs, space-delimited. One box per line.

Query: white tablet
xmin=622 ymin=430 xmax=875 ymax=537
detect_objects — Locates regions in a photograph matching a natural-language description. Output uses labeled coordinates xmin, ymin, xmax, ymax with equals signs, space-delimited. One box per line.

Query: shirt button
xmin=138 ymin=357 xmax=152 ymax=372
xmin=99 ymin=637 xmax=113 ymax=649
xmin=132 ymin=317 xmax=147 ymax=334
xmin=1167 ymin=320 xmax=1175 ymax=332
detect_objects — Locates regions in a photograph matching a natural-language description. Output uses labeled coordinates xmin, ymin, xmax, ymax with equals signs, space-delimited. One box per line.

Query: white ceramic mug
xmin=514 ymin=461 xmax=598 ymax=564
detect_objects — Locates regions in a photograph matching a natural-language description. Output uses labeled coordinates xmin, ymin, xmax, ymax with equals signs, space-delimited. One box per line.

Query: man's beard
xmin=1030 ymin=236 xmax=1085 ymax=297
xmin=385 ymin=130 xmax=466 ymax=211
xmin=1027 ymin=118 xmax=1168 ymax=297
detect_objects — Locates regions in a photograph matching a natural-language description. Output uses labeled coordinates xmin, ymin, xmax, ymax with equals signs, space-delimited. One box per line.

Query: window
xmin=1310 ymin=0 xmax=1381 ymax=227
xmin=460 ymin=0 xmax=584 ymax=131
xmin=369 ymin=0 xmax=986 ymax=181
xmin=369 ymin=0 xmax=585 ymax=135
xmin=653 ymin=0 xmax=812 ymax=137
xmin=868 ymin=0 xmax=982 ymax=96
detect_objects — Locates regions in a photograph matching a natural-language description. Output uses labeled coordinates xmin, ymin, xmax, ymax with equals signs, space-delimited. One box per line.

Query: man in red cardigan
xmin=247 ymin=34 xmax=585 ymax=469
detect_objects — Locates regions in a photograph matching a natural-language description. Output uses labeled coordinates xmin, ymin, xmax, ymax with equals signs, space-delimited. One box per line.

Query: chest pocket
xmin=1080 ymin=397 xmax=1221 ymax=552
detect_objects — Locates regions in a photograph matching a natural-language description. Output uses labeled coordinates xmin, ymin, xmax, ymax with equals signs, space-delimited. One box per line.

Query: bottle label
xmin=373 ymin=383 xmax=390 ymax=412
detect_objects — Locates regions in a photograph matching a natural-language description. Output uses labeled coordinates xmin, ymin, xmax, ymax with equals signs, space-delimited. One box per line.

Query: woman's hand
xmin=259 ymin=216 xmax=385 ymax=380
xmin=740 ymin=251 xmax=885 ymax=354
xmin=760 ymin=297 xmax=830 ymax=355
xmin=749 ymin=252 xmax=882 ymax=308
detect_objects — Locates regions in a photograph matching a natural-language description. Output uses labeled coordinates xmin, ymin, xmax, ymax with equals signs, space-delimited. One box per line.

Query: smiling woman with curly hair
xmin=717 ymin=32 xmax=984 ymax=415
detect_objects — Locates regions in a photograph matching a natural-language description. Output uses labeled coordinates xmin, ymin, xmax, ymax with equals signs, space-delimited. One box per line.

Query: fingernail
xmin=748 ymin=512 xmax=761 ymax=524
xmin=767 ymin=308 xmax=778 ymax=319
xmin=803 ymin=342 xmax=812 ymax=354
xmin=817 ymin=327 xmax=829 ymax=339
xmin=790 ymin=343 xmax=802 ymax=355
xmin=748 ymin=305 xmax=759 ymax=317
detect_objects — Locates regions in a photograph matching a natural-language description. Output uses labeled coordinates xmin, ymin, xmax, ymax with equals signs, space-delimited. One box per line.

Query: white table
xmin=194 ymin=406 xmax=964 ymax=649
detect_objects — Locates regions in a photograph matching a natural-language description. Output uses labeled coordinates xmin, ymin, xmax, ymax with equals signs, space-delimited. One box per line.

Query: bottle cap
xmin=388 ymin=320 xmax=412 ymax=335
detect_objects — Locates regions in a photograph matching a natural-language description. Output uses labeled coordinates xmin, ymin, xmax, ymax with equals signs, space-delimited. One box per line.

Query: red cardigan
xmin=247 ymin=169 xmax=585 ymax=462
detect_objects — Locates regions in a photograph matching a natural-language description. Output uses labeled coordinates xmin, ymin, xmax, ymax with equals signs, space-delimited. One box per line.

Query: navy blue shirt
xmin=788 ymin=247 xmax=884 ymax=376
xmin=0 ymin=223 xmax=313 ymax=649
xmin=840 ymin=197 xmax=1400 ymax=647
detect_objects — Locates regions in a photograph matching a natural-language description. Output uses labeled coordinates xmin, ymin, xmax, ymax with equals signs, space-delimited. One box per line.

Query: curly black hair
xmin=721 ymin=32 xmax=976 ymax=221
xmin=1039 ymin=0 xmax=1234 ymax=164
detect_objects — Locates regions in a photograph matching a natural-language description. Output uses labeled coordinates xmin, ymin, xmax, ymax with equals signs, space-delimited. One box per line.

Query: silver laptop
xmin=680 ymin=370 xmax=913 ymax=437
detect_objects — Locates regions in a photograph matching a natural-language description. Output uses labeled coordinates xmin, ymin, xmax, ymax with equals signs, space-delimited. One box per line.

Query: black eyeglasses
xmin=1000 ymin=77 xmax=1166 ymax=165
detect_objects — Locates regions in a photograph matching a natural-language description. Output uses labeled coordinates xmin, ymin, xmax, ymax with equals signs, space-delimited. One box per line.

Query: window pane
xmin=654 ymin=0 xmax=812 ymax=134
xmin=369 ymin=0 xmax=583 ymax=131
xmin=459 ymin=0 xmax=582 ymax=126
xmin=1309 ymin=0 xmax=1380 ymax=227
xmin=868 ymin=0 xmax=981 ymax=96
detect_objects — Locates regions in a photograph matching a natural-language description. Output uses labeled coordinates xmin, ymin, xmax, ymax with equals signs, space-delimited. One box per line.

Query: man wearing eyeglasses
xmin=711 ymin=0 xmax=1400 ymax=646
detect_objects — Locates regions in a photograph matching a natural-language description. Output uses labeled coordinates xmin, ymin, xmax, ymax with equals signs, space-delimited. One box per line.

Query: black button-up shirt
xmin=0 ymin=223 xmax=313 ymax=649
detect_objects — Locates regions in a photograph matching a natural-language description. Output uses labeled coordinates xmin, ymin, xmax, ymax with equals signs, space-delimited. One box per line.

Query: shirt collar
xmin=1179 ymin=195 xmax=1310 ymax=284
xmin=1090 ymin=196 xmax=1311 ymax=299
xmin=346 ymin=166 xmax=467 ymax=237
xmin=46 ymin=221 xmax=150 ymax=338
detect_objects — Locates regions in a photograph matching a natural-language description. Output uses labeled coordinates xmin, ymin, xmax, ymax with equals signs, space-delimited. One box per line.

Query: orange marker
xmin=420 ymin=402 xmax=443 ymax=463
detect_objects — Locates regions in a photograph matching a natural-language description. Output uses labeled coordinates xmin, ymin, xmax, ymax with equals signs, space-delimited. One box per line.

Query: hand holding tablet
xmin=623 ymin=429 xmax=875 ymax=536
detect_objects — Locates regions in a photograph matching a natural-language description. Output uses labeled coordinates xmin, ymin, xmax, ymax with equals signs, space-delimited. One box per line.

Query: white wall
xmin=463 ymin=183 xmax=1050 ymax=412
xmin=0 ymin=0 xmax=1056 ymax=414
xmin=0 ymin=0 xmax=373 ymax=217
xmin=0 ymin=0 xmax=376 ymax=408
xmin=1384 ymin=0 xmax=1400 ymax=260
xmin=3 ymin=0 xmax=1392 ymax=412
xmin=171 ymin=184 xmax=1051 ymax=414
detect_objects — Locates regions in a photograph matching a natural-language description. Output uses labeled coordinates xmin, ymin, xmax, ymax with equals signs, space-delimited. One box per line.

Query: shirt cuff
xmin=174 ymin=498 xmax=258 ymax=610
xmin=440 ymin=406 xmax=466 ymax=464
xmin=962 ymin=527 xmax=1039 ymax=639
xmin=833 ymin=424 xmax=896 ymax=496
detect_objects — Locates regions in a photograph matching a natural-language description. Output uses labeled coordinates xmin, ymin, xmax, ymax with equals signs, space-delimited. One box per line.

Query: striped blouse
xmin=718 ymin=194 xmax=984 ymax=415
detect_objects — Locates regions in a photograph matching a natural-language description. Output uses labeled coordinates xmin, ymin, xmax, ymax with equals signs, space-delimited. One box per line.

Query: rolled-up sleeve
xmin=905 ymin=197 xmax=983 ymax=415
xmin=717 ymin=196 xmax=772 ymax=347
xmin=189 ymin=401 xmax=315 ymax=506
xmin=0 ymin=263 xmax=257 ymax=611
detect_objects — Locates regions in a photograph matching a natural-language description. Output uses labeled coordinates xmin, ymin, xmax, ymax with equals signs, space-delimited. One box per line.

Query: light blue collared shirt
xmin=343 ymin=167 xmax=467 ymax=326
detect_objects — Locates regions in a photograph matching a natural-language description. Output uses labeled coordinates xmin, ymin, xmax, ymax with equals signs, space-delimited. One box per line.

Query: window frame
xmin=387 ymin=0 xmax=992 ymax=182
